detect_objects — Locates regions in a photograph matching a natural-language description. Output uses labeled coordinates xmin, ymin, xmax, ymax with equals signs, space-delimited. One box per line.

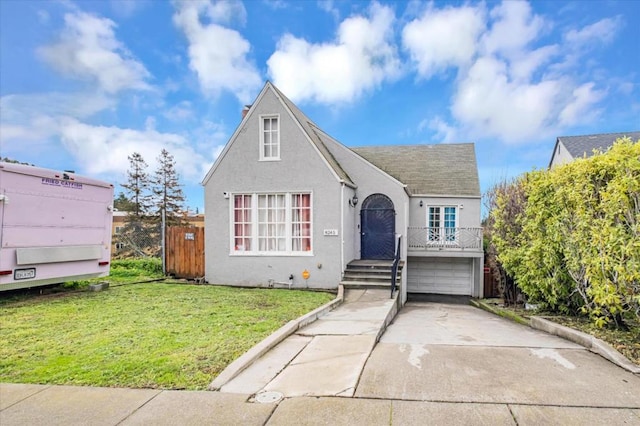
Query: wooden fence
xmin=166 ymin=227 xmax=204 ymax=279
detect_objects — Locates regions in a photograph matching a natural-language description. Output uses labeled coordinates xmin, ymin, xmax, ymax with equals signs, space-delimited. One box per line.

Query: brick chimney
xmin=242 ymin=105 xmax=251 ymax=119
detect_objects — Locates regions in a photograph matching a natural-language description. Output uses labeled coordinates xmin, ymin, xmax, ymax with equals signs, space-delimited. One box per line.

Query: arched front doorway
xmin=360 ymin=193 xmax=395 ymax=260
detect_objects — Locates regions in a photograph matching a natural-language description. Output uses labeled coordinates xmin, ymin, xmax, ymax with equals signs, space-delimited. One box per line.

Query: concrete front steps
xmin=340 ymin=259 xmax=404 ymax=290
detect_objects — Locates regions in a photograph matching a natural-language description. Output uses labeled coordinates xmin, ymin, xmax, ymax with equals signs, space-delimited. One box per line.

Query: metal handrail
xmin=390 ymin=235 xmax=402 ymax=298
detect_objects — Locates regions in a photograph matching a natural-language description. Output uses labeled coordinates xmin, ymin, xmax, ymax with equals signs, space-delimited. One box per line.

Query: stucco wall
xmin=408 ymin=196 xmax=481 ymax=229
xmin=549 ymin=141 xmax=574 ymax=168
xmin=203 ymin=89 xmax=344 ymax=289
xmin=319 ymin=134 xmax=409 ymax=258
xmin=341 ymin=185 xmax=357 ymax=271
xmin=320 ymin=134 xmax=410 ymax=303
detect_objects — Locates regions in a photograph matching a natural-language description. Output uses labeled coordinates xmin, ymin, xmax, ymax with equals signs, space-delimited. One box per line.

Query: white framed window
xmin=231 ymin=192 xmax=312 ymax=255
xmin=428 ymin=206 xmax=457 ymax=242
xmin=115 ymin=226 xmax=123 ymax=234
xmin=233 ymin=194 xmax=253 ymax=251
xmin=260 ymin=115 xmax=280 ymax=160
xmin=257 ymin=194 xmax=286 ymax=251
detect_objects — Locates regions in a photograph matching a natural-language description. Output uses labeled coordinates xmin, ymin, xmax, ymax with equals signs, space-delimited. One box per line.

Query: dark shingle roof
xmin=351 ymin=144 xmax=480 ymax=196
xmin=559 ymin=131 xmax=640 ymax=159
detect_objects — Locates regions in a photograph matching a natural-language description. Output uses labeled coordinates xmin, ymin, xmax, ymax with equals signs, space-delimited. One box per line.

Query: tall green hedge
xmin=492 ymin=137 xmax=639 ymax=327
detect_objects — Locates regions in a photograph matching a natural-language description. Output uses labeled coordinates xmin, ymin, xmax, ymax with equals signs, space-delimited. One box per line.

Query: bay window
xmin=232 ymin=192 xmax=312 ymax=254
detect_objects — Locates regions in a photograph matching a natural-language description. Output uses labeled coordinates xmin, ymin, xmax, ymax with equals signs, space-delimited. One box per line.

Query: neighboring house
xmin=549 ymin=131 xmax=640 ymax=168
xmin=202 ymin=82 xmax=483 ymax=303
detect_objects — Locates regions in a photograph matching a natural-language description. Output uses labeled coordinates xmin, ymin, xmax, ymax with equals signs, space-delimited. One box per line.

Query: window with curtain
xmin=258 ymin=194 xmax=286 ymax=251
xmin=291 ymin=193 xmax=311 ymax=251
xmin=232 ymin=192 xmax=312 ymax=254
xmin=261 ymin=116 xmax=279 ymax=160
xmin=233 ymin=195 xmax=252 ymax=251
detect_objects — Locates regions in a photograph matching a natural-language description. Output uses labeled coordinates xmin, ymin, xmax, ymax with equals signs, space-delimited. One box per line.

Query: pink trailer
xmin=0 ymin=162 xmax=114 ymax=291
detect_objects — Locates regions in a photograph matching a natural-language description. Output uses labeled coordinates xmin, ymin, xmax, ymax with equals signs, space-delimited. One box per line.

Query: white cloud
xmin=481 ymin=1 xmax=546 ymax=56
xmin=58 ymin=118 xmax=211 ymax=183
xmin=565 ymin=16 xmax=622 ymax=46
xmin=318 ymin=0 xmax=340 ymax=20
xmin=38 ymin=11 xmax=150 ymax=93
xmin=111 ymin=0 xmax=147 ymax=18
xmin=402 ymin=4 xmax=485 ymax=78
xmin=163 ymin=101 xmax=195 ymax=121
xmin=508 ymin=44 xmax=558 ymax=82
xmin=1 ymin=92 xmax=114 ymax=122
xmin=402 ymin=1 xmax=615 ymax=144
xmin=206 ymin=0 xmax=247 ymax=25
xmin=452 ymin=56 xmax=561 ymax=141
xmin=558 ymin=82 xmax=605 ymax=126
xmin=267 ymin=2 xmax=401 ymax=104
xmin=37 ymin=9 xmax=50 ymax=24
xmin=264 ymin=0 xmax=287 ymax=10
xmin=426 ymin=116 xmax=458 ymax=142
xmin=0 ymin=92 xmax=115 ymax=149
xmin=173 ymin=0 xmax=261 ymax=103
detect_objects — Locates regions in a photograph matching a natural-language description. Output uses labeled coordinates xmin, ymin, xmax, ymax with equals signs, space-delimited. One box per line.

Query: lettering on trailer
xmin=41 ymin=178 xmax=83 ymax=189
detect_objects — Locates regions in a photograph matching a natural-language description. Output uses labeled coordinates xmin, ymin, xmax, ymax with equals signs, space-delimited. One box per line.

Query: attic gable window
xmin=260 ymin=115 xmax=280 ymax=160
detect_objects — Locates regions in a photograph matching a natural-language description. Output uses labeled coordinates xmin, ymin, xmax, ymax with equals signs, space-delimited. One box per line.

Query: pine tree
xmin=151 ymin=149 xmax=186 ymax=226
xmin=121 ymin=152 xmax=151 ymax=218
xmin=117 ymin=153 xmax=159 ymax=257
xmin=114 ymin=192 xmax=136 ymax=212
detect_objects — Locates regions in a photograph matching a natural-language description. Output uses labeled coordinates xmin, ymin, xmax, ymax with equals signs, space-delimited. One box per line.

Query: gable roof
xmin=269 ymin=84 xmax=354 ymax=186
xmin=351 ymin=144 xmax=480 ymax=197
xmin=552 ymin=131 xmax=640 ymax=166
xmin=203 ymin=82 xmax=480 ymax=198
xmin=202 ymin=82 xmax=354 ymax=187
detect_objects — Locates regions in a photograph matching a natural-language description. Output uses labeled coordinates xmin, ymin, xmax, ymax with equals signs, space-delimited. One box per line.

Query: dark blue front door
xmin=360 ymin=194 xmax=395 ymax=260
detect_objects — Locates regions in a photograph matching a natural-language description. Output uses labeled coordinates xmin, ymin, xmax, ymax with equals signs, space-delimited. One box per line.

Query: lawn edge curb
xmin=208 ymin=286 xmax=345 ymax=391
xmin=469 ymin=299 xmax=529 ymax=326
xmin=529 ymin=316 xmax=640 ymax=375
xmin=470 ymin=299 xmax=640 ymax=375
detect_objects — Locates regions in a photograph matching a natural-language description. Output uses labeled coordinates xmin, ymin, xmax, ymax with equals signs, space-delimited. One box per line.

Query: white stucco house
xmin=202 ymin=82 xmax=483 ymax=304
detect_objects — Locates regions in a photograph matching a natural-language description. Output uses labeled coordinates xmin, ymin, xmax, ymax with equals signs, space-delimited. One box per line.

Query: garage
xmin=407 ymin=257 xmax=473 ymax=295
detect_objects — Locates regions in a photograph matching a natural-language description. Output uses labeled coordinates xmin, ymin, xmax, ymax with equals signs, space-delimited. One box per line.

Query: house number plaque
xmin=323 ymin=229 xmax=338 ymax=236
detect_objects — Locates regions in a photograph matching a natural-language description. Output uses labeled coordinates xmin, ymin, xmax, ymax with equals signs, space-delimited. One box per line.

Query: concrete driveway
xmin=356 ymin=302 xmax=640 ymax=423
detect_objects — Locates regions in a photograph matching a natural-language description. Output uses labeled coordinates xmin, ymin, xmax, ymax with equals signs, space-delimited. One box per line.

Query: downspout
xmin=340 ymin=183 xmax=345 ymax=279
xmin=402 ymin=196 xmax=409 ymax=305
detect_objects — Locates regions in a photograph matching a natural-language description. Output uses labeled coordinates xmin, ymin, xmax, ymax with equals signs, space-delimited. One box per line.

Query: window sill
xmin=229 ymin=251 xmax=314 ymax=257
xmin=258 ymin=158 xmax=281 ymax=162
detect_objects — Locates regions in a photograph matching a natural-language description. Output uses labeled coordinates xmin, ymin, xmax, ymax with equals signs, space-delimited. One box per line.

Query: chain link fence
xmin=113 ymin=221 xmax=162 ymax=259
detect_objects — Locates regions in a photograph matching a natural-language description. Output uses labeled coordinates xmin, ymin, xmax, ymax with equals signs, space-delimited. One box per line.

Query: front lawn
xmin=0 ymin=283 xmax=334 ymax=390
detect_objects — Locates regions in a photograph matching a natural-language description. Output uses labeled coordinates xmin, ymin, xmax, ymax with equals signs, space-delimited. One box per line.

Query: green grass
xmin=65 ymin=258 xmax=165 ymax=288
xmin=0 ymin=283 xmax=334 ymax=390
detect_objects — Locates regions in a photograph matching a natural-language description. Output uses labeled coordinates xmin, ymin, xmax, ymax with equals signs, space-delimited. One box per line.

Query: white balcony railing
xmin=408 ymin=227 xmax=483 ymax=250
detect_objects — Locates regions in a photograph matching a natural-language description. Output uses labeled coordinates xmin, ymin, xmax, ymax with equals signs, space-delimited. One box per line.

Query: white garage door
xmin=407 ymin=257 xmax=472 ymax=295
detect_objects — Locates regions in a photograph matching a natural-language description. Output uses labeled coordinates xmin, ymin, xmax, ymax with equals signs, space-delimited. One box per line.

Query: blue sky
xmin=1 ymin=0 xmax=639 ymax=214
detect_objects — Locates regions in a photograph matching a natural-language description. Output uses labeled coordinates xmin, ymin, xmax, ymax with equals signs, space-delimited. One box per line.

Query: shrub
xmin=491 ymin=137 xmax=639 ymax=328
xmin=111 ymin=258 xmax=163 ymax=275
